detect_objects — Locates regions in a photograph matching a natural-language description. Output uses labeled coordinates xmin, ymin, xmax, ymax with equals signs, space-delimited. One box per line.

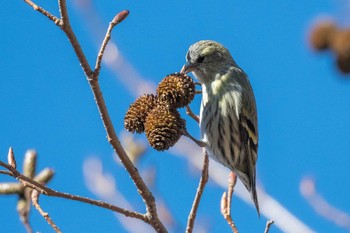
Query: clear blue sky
xmin=1 ymin=0 xmax=350 ymax=232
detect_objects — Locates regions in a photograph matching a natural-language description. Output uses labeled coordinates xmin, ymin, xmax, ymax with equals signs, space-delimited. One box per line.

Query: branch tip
xmin=7 ymin=147 xmax=16 ymax=169
xmin=113 ymin=10 xmax=129 ymax=25
xmin=264 ymin=220 xmax=274 ymax=233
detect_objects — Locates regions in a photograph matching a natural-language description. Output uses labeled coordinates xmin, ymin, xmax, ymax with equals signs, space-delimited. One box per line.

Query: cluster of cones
xmin=309 ymin=20 xmax=350 ymax=74
xmin=124 ymin=73 xmax=196 ymax=151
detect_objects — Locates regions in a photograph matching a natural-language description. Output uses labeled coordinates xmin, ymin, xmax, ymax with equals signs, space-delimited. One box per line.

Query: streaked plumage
xmin=182 ymin=40 xmax=259 ymax=215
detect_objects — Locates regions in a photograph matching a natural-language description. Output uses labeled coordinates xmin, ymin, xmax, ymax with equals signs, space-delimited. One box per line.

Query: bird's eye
xmin=196 ymin=56 xmax=205 ymax=63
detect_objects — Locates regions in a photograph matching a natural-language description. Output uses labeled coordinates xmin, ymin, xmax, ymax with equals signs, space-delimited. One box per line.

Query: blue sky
xmin=1 ymin=0 xmax=350 ymax=232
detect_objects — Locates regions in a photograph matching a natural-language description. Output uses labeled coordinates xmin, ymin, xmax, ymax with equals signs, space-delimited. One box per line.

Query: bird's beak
xmin=180 ymin=63 xmax=198 ymax=74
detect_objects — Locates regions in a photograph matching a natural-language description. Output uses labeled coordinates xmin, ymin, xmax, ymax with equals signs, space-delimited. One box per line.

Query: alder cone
xmin=145 ymin=106 xmax=185 ymax=151
xmin=124 ymin=94 xmax=157 ymax=133
xmin=157 ymin=73 xmax=195 ymax=108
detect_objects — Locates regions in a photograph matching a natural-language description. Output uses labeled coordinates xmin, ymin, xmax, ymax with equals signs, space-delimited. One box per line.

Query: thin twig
xmin=22 ymin=218 xmax=33 ymax=233
xmin=185 ymin=150 xmax=209 ymax=233
xmin=264 ymin=220 xmax=274 ymax=233
xmin=185 ymin=105 xmax=199 ymax=123
xmin=183 ymin=130 xmax=206 ymax=147
xmin=23 ymin=0 xmax=61 ymax=25
xmin=31 ymin=189 xmax=62 ymax=233
xmin=93 ymin=10 xmax=129 ymax=79
xmin=221 ymin=172 xmax=238 ymax=233
xmin=0 ymin=160 xmax=146 ymax=221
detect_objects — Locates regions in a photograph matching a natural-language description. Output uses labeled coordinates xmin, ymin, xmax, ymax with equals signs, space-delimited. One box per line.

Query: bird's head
xmin=181 ymin=40 xmax=236 ymax=84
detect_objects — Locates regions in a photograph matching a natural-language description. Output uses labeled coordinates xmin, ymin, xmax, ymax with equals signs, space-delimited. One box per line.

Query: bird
xmin=181 ymin=40 xmax=259 ymax=215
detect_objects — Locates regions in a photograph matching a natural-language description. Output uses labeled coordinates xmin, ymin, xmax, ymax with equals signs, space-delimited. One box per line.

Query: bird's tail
xmin=237 ymin=170 xmax=260 ymax=217
xmin=251 ymin=182 xmax=260 ymax=217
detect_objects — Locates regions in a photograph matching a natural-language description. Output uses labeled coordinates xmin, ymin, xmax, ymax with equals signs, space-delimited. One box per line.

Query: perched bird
xmin=181 ymin=40 xmax=259 ymax=215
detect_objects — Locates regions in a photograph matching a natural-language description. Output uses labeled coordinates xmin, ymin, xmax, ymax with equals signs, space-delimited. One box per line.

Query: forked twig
xmin=185 ymin=150 xmax=209 ymax=233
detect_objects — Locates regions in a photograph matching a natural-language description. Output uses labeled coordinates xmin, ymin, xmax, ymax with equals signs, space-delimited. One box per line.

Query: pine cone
xmin=124 ymin=94 xmax=157 ymax=133
xmin=157 ymin=73 xmax=195 ymax=108
xmin=145 ymin=106 xmax=185 ymax=151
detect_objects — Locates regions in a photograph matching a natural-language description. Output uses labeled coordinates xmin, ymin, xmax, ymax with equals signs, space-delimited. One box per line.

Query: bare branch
xmin=23 ymin=0 xmax=61 ymax=25
xmin=31 ymin=189 xmax=62 ymax=233
xmin=183 ymin=130 xmax=206 ymax=147
xmin=87 ymin=80 xmax=167 ymax=232
xmin=186 ymin=151 xmax=209 ymax=233
xmin=221 ymin=172 xmax=238 ymax=233
xmin=185 ymin=105 xmax=199 ymax=123
xmin=93 ymin=10 xmax=130 ymax=79
xmin=264 ymin=220 xmax=274 ymax=233
xmin=58 ymin=0 xmax=69 ymax=25
xmin=0 ymin=160 xmax=146 ymax=222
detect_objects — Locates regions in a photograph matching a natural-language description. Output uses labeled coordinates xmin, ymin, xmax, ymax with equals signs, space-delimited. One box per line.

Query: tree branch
xmin=185 ymin=150 xmax=209 ymax=233
xmin=23 ymin=0 xmax=61 ymax=26
xmin=0 ymin=160 xmax=146 ymax=222
xmin=93 ymin=10 xmax=129 ymax=79
xmin=31 ymin=189 xmax=62 ymax=233
xmin=220 ymin=172 xmax=239 ymax=233
xmin=185 ymin=105 xmax=199 ymax=123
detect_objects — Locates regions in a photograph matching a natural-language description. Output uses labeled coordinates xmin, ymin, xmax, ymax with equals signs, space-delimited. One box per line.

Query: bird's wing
xmin=239 ymin=109 xmax=260 ymax=215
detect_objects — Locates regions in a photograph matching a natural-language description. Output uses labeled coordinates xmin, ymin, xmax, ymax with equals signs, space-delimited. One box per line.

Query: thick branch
xmin=186 ymin=151 xmax=209 ymax=233
xmin=87 ymin=80 xmax=166 ymax=232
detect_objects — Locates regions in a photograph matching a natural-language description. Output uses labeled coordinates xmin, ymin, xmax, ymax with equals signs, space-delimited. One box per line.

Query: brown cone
xmin=124 ymin=94 xmax=157 ymax=133
xmin=145 ymin=106 xmax=185 ymax=151
xmin=157 ymin=73 xmax=195 ymax=108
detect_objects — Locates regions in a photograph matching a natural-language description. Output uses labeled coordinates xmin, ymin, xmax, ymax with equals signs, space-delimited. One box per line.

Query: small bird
xmin=181 ymin=40 xmax=259 ymax=215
